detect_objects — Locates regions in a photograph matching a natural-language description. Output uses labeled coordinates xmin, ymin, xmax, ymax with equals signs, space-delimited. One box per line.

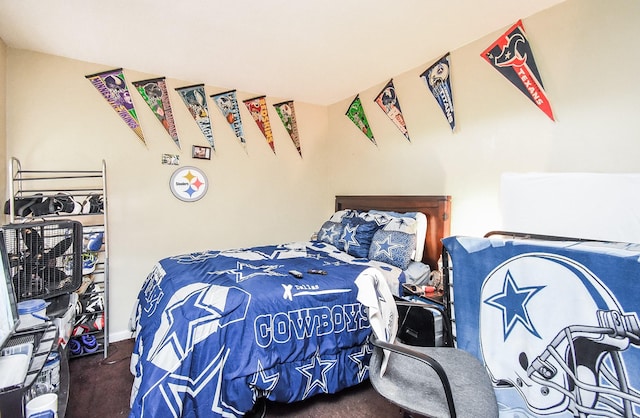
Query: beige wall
xmin=4 ymin=53 xmax=330 ymax=340
xmin=3 ymin=0 xmax=640 ymax=340
xmin=0 ymin=38 xmax=6 ymax=203
xmin=327 ymin=0 xmax=640 ymax=237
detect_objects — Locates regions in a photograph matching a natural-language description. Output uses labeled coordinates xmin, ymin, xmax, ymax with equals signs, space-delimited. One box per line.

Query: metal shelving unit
xmin=6 ymin=157 xmax=109 ymax=360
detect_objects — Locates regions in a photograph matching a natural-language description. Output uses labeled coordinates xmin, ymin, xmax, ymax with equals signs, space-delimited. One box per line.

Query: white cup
xmin=25 ymin=393 xmax=58 ymax=418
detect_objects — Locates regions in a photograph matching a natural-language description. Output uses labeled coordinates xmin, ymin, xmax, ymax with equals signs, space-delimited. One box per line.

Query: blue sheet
xmin=443 ymin=236 xmax=640 ymax=418
xmin=129 ymin=241 xmax=403 ymax=417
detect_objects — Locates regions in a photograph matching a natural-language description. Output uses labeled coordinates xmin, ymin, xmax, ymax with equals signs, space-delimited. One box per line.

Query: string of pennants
xmin=346 ymin=19 xmax=554 ymax=143
xmin=85 ymin=71 xmax=302 ymax=157
xmin=86 ymin=19 xmax=552 ymax=153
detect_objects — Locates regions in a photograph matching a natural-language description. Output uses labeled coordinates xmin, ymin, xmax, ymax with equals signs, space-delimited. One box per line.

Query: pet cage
xmin=3 ymin=220 xmax=82 ymax=302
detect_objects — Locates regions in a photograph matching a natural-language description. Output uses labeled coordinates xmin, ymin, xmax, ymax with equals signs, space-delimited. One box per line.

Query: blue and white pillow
xmin=317 ymin=221 xmax=344 ymax=247
xmin=338 ymin=217 xmax=381 ymax=258
xmin=368 ymin=217 xmax=418 ymax=270
xmin=367 ymin=210 xmax=426 ymax=261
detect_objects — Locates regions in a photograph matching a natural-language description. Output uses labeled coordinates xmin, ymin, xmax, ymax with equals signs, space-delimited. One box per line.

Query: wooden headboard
xmin=335 ymin=195 xmax=452 ymax=271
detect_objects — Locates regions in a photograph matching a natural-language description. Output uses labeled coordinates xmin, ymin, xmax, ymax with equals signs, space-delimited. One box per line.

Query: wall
xmin=0 ymin=38 xmax=6 ymax=202
xmin=326 ymin=0 xmax=640 ymax=237
xmin=3 ymin=0 xmax=640 ymax=341
xmin=4 ymin=52 xmax=330 ymax=340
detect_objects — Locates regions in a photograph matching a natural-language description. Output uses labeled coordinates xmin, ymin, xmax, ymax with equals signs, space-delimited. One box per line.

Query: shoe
xmin=3 ymin=195 xmax=44 ymax=216
xmin=86 ymin=232 xmax=104 ymax=252
xmin=69 ymin=338 xmax=83 ymax=356
xmin=82 ymin=194 xmax=103 ymax=214
xmin=55 ymin=193 xmax=82 ymax=214
xmin=82 ymin=253 xmax=98 ymax=275
xmin=81 ymin=334 xmax=99 ymax=353
xmin=81 ymin=293 xmax=104 ymax=313
xmin=69 ymin=335 xmax=100 ymax=355
xmin=29 ymin=197 xmax=60 ymax=216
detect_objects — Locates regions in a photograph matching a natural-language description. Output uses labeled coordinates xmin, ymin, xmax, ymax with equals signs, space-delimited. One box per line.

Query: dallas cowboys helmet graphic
xmin=479 ymin=253 xmax=640 ymax=417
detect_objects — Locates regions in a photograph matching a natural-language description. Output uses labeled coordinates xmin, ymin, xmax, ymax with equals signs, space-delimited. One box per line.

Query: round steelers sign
xmin=169 ymin=166 xmax=208 ymax=202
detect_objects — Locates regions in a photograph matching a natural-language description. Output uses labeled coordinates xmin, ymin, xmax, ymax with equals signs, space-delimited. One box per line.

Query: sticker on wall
xmin=162 ymin=154 xmax=180 ymax=165
xmin=421 ymin=53 xmax=456 ymax=131
xmin=481 ymin=20 xmax=555 ymax=121
xmin=273 ymin=100 xmax=302 ymax=157
xmin=85 ymin=68 xmax=146 ymax=145
xmin=133 ymin=77 xmax=180 ymax=149
xmin=169 ymin=166 xmax=208 ymax=202
xmin=175 ymin=84 xmax=216 ymax=150
xmin=211 ymin=90 xmax=246 ymax=151
xmin=374 ymin=79 xmax=410 ymax=141
xmin=243 ymin=96 xmax=276 ymax=154
xmin=346 ymin=95 xmax=376 ymax=145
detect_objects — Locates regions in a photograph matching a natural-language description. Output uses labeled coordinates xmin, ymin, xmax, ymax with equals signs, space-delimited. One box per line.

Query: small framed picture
xmin=192 ymin=145 xmax=211 ymax=160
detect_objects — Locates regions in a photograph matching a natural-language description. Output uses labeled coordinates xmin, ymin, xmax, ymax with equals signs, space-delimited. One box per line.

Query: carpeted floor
xmin=66 ymin=339 xmax=404 ymax=418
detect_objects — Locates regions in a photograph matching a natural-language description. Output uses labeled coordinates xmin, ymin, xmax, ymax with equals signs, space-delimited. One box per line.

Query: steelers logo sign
xmin=169 ymin=166 xmax=208 ymax=202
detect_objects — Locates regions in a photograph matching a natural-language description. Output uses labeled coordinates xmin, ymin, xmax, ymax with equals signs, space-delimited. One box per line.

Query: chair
xmin=367 ymin=298 xmax=498 ymax=418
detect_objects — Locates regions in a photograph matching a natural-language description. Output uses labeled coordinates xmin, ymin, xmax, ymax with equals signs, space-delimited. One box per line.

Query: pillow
xmin=368 ymin=217 xmax=418 ymax=270
xmin=317 ymin=220 xmax=344 ymax=247
xmin=338 ymin=217 xmax=381 ymax=258
xmin=368 ymin=210 xmax=427 ymax=261
xmin=328 ymin=209 xmax=359 ymax=223
xmin=356 ymin=211 xmax=393 ymax=227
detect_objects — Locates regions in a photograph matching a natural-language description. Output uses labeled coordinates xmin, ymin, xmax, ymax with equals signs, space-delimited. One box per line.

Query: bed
xmin=128 ymin=195 xmax=451 ymax=418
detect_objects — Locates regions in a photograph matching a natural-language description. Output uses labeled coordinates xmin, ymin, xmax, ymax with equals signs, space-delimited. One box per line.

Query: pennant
xmin=273 ymin=100 xmax=302 ymax=157
xmin=175 ymin=84 xmax=215 ymax=150
xmin=374 ymin=79 xmax=410 ymax=141
xmin=481 ymin=20 xmax=554 ymax=121
xmin=421 ymin=53 xmax=456 ymax=131
xmin=211 ymin=90 xmax=246 ymax=148
xmin=243 ymin=96 xmax=275 ymax=154
xmin=85 ymin=68 xmax=145 ymax=145
xmin=345 ymin=95 xmax=375 ymax=145
xmin=133 ymin=77 xmax=180 ymax=149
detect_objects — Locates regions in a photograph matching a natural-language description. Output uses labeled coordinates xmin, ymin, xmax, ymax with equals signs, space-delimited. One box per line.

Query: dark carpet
xmin=67 ymin=339 xmax=404 ymax=418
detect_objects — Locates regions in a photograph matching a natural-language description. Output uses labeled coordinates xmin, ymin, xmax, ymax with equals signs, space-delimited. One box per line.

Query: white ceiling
xmin=0 ymin=0 xmax=566 ymax=105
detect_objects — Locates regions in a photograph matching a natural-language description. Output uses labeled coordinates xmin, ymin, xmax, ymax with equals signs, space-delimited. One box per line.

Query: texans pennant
xmin=175 ymin=84 xmax=215 ymax=150
xmin=421 ymin=53 xmax=456 ymax=131
xmin=133 ymin=77 xmax=180 ymax=149
xmin=346 ymin=95 xmax=375 ymax=145
xmin=481 ymin=20 xmax=554 ymax=121
xmin=243 ymin=96 xmax=275 ymax=154
xmin=374 ymin=80 xmax=410 ymax=141
xmin=85 ymin=68 xmax=145 ymax=145
xmin=273 ymin=100 xmax=302 ymax=157
xmin=211 ymin=90 xmax=246 ymax=149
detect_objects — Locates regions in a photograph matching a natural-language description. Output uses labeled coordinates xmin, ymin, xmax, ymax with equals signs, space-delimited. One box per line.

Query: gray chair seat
xmin=369 ymin=336 xmax=498 ymax=418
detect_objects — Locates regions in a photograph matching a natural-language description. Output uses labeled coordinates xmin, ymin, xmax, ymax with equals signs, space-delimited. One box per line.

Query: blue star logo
xmin=348 ymin=342 xmax=373 ymax=382
xmin=484 ymin=270 xmax=545 ymax=340
xmin=319 ymin=224 xmax=340 ymax=243
xmin=250 ymin=360 xmax=280 ymax=397
xmin=371 ymin=236 xmax=402 ymax=258
xmin=295 ymin=352 xmax=337 ymax=399
xmin=339 ymin=224 xmax=360 ymax=252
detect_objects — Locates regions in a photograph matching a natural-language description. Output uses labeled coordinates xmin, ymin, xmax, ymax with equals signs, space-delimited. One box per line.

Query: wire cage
xmin=2 ymin=220 xmax=82 ymax=302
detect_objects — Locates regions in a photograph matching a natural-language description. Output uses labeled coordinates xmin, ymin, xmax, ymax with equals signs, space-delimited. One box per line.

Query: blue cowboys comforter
xmin=129 ymin=241 xmax=404 ymax=418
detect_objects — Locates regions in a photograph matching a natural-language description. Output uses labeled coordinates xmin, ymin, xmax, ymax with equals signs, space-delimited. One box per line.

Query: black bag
xmin=396 ymin=300 xmax=446 ymax=347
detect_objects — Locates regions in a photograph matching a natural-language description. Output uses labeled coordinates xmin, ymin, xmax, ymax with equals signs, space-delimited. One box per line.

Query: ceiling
xmin=0 ymin=0 xmax=566 ymax=106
